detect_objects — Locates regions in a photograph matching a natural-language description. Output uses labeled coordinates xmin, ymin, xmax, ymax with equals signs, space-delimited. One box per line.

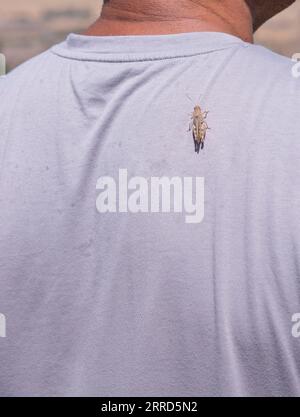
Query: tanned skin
xmin=84 ymin=0 xmax=296 ymax=43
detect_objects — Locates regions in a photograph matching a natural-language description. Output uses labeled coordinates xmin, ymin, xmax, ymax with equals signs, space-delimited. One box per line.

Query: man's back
xmin=0 ymin=31 xmax=300 ymax=396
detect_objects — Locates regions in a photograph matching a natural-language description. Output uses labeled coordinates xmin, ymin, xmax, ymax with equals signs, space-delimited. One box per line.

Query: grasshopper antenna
xmin=186 ymin=94 xmax=193 ymax=102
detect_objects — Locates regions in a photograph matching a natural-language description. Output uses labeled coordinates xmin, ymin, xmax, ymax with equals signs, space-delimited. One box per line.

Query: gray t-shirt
xmin=0 ymin=31 xmax=300 ymax=397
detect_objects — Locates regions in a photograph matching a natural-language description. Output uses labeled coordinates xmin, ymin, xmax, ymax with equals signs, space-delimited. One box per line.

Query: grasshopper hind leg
xmin=192 ymin=131 xmax=199 ymax=153
xmin=194 ymin=140 xmax=200 ymax=154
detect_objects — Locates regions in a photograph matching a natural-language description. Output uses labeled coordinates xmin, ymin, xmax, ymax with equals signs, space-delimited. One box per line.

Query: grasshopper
xmin=187 ymin=95 xmax=210 ymax=153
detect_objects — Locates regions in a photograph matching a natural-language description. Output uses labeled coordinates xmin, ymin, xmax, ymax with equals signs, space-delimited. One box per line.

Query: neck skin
xmin=84 ymin=0 xmax=254 ymax=43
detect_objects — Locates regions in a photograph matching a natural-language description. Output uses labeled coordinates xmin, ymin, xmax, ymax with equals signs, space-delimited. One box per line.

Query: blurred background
xmin=0 ymin=0 xmax=299 ymax=72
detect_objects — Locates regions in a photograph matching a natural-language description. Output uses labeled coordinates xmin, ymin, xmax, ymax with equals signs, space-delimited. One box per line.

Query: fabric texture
xmin=0 ymin=31 xmax=300 ymax=397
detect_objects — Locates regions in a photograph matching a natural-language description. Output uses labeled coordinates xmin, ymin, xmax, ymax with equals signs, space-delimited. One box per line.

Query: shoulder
xmin=0 ymin=48 xmax=66 ymax=120
xmin=238 ymin=43 xmax=300 ymax=95
xmin=226 ymin=42 xmax=300 ymax=122
xmin=0 ymin=49 xmax=61 ymax=98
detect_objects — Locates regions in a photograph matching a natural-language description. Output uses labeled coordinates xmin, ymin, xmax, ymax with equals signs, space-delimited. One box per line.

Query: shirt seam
xmin=50 ymin=43 xmax=249 ymax=64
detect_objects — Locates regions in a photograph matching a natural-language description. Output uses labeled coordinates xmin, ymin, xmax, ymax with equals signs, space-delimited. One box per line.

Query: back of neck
xmin=84 ymin=0 xmax=254 ymax=43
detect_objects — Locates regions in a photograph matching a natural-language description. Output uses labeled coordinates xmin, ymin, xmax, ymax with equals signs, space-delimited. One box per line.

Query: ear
xmin=246 ymin=0 xmax=296 ymax=32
